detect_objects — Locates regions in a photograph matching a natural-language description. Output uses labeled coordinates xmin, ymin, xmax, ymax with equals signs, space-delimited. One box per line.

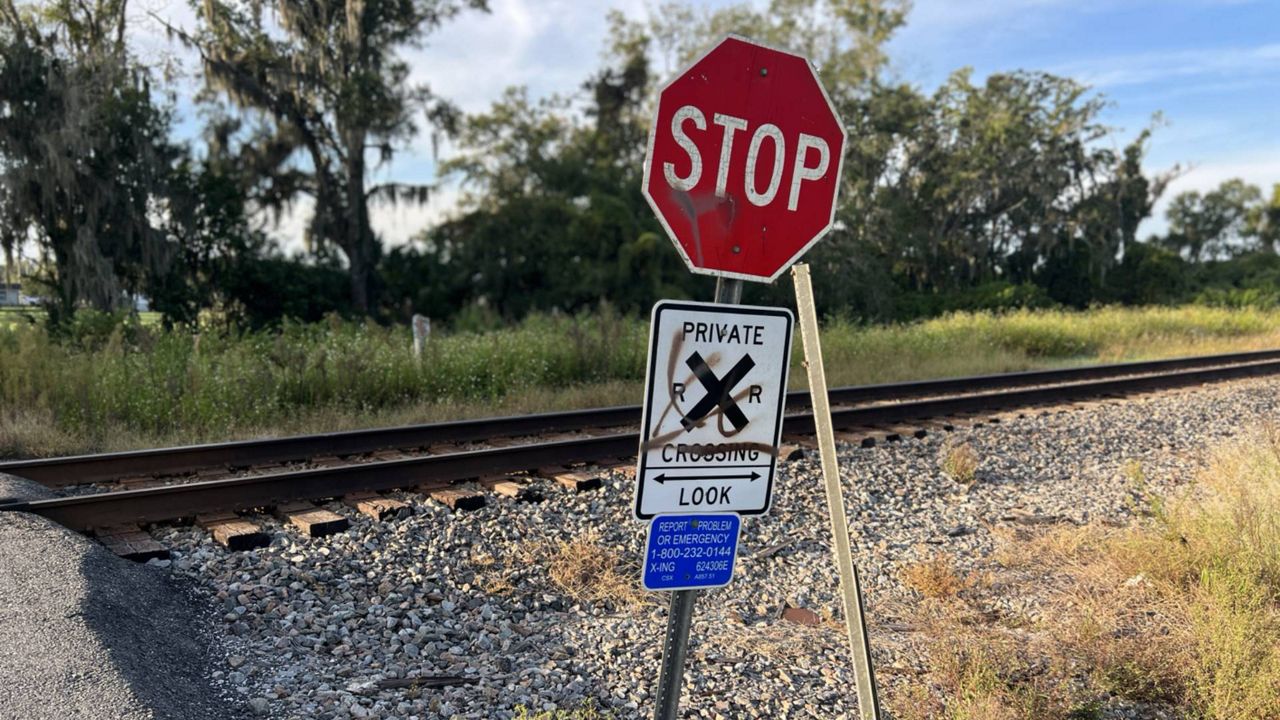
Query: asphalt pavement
xmin=0 ymin=473 xmax=249 ymax=720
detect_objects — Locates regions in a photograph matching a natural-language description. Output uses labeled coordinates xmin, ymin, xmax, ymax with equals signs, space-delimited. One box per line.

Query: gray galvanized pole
xmin=713 ymin=277 xmax=743 ymax=305
xmin=652 ymin=588 xmax=699 ymax=720
xmin=652 ymin=276 xmax=743 ymax=720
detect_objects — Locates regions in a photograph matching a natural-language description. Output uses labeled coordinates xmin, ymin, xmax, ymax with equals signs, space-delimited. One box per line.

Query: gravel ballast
xmin=15 ymin=375 xmax=1280 ymax=719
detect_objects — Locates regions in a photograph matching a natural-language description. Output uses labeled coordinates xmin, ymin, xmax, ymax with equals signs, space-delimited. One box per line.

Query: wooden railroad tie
xmin=776 ymin=442 xmax=806 ymax=462
xmin=117 ymin=475 xmax=166 ymax=490
xmin=543 ymin=432 xmax=585 ymax=443
xmin=95 ymin=525 xmax=169 ymax=562
xmin=784 ymin=434 xmax=819 ymax=450
xmin=343 ymin=492 xmax=413 ymax=521
xmin=194 ymin=466 xmax=234 ymax=481
xmin=196 ymin=513 xmax=271 ymax=551
xmin=273 ymin=502 xmax=350 ymax=537
xmin=425 ymin=486 xmax=487 ymax=512
xmin=479 ymin=476 xmax=543 ymax=503
xmin=310 ymin=455 xmax=346 ymax=468
xmin=884 ymin=423 xmax=931 ymax=441
xmin=833 ymin=428 xmax=881 ymax=448
xmin=536 ymin=466 xmax=603 ymax=492
xmin=595 ymin=458 xmax=637 ymax=479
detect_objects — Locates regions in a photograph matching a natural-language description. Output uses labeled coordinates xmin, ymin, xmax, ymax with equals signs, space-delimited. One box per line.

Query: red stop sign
xmin=642 ymin=36 xmax=846 ymax=283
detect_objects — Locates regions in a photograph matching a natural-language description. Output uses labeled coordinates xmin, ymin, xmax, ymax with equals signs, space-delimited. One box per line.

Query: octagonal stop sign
xmin=642 ymin=35 xmax=846 ymax=283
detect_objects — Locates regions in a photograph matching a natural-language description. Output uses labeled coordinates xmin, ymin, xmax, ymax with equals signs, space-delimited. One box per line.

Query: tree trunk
xmin=348 ymin=242 xmax=370 ymax=314
xmin=343 ymin=129 xmax=373 ymax=314
xmin=48 ymin=235 xmax=77 ymax=327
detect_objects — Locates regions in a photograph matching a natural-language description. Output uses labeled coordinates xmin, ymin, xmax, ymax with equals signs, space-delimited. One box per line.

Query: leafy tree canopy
xmin=0 ymin=0 xmax=185 ymax=326
xmin=169 ymin=0 xmax=487 ymax=312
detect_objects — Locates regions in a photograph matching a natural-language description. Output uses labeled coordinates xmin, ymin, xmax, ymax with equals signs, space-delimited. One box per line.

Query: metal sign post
xmin=651 ymin=277 xmax=743 ymax=720
xmin=791 ymin=263 xmax=881 ymax=720
xmin=411 ymin=314 xmax=430 ymax=362
xmin=639 ymin=32 xmax=848 ymax=720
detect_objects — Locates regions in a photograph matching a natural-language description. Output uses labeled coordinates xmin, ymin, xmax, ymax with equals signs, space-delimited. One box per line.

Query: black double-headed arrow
xmin=653 ymin=471 xmax=761 ymax=484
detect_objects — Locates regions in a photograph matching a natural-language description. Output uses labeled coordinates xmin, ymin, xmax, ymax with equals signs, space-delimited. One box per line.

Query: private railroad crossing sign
xmin=634 ymin=300 xmax=793 ymax=519
xmin=642 ymin=35 xmax=847 ymax=283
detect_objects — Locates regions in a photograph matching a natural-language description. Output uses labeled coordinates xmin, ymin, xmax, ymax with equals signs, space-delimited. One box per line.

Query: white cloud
xmin=264 ymin=182 xmax=463 ymax=255
xmin=1054 ymin=43 xmax=1280 ymax=88
xmin=404 ymin=0 xmax=649 ymax=115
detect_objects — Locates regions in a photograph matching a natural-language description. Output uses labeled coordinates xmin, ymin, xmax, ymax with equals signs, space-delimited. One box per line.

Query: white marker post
xmin=791 ymin=263 xmax=881 ymax=720
xmin=412 ymin=314 xmax=430 ymax=363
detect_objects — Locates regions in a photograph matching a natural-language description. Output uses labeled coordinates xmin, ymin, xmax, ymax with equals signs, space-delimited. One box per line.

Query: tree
xmin=647 ymin=0 xmax=906 ymax=99
xmin=169 ymin=0 xmax=486 ymax=314
xmin=1247 ymin=183 xmax=1280 ymax=254
xmin=393 ymin=1 xmax=1183 ymax=322
xmin=1034 ymin=129 xmax=1172 ymax=306
xmin=1162 ymin=179 xmax=1263 ymax=262
xmin=0 ymin=0 xmax=183 ymax=325
xmin=400 ymin=13 xmax=701 ymax=321
xmin=151 ymin=115 xmax=275 ymax=327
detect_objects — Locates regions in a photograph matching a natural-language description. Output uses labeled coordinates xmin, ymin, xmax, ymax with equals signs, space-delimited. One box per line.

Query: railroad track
xmin=3 ymin=348 xmax=1280 ymax=558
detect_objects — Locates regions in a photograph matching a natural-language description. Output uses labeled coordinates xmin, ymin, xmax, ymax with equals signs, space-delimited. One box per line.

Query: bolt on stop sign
xmin=642 ymin=35 xmax=846 ymax=283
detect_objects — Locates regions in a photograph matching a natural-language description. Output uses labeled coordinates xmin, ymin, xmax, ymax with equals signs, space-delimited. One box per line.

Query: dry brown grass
xmin=0 ymin=408 xmax=102 ymax=459
xmin=542 ymin=531 xmax=649 ymax=610
xmin=940 ymin=441 xmax=981 ymax=485
xmin=470 ymin=550 xmax=517 ymax=596
xmin=886 ymin=429 xmax=1280 ymax=720
xmin=885 ymin=584 xmax=1077 ymax=720
xmin=467 ymin=532 xmax=649 ymax=609
xmin=901 ymin=554 xmax=974 ymax=600
xmin=0 ymin=381 xmax=647 ymax=459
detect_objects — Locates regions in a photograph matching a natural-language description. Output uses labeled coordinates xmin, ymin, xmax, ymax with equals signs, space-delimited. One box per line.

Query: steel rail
xmin=5 ymin=355 xmax=1280 ymax=531
xmin=4 ymin=348 xmax=1280 ymax=488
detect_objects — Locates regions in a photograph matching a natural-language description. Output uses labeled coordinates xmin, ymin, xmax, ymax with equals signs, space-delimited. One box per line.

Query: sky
xmin=133 ymin=0 xmax=1280 ymax=251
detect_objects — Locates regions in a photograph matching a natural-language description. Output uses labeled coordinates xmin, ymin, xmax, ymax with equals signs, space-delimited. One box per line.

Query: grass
xmin=471 ymin=531 xmax=648 ymax=611
xmin=3 ymin=304 xmax=1280 ymax=458
xmin=940 ymin=441 xmax=980 ymax=485
xmin=542 ymin=532 xmax=649 ymax=610
xmin=900 ymin=554 xmax=975 ymax=600
xmin=887 ymin=428 xmax=1280 ymax=719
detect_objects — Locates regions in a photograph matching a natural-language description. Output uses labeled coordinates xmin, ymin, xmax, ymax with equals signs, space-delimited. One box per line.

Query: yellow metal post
xmin=791 ymin=263 xmax=881 ymax=720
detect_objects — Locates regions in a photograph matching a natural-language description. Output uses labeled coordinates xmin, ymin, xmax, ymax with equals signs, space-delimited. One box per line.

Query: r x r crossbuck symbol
xmin=679 ymin=351 xmax=756 ymax=432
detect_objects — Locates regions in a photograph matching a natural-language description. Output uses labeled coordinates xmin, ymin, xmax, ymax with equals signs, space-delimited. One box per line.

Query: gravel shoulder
xmin=0 ymin=476 xmax=248 ymax=720
xmin=142 ymin=375 xmax=1280 ymax=719
xmin=10 ymin=375 xmax=1278 ymax=719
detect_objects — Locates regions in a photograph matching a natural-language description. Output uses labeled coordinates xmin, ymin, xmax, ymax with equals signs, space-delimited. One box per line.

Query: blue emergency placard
xmin=643 ymin=513 xmax=741 ymax=591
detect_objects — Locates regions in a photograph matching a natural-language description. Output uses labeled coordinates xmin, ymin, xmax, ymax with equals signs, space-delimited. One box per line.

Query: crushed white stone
xmin=145 ymin=375 xmax=1280 ymax=719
